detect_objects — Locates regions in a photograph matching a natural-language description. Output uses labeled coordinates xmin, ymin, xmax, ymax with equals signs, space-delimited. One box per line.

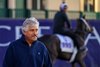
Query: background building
xmin=0 ymin=0 xmax=100 ymax=19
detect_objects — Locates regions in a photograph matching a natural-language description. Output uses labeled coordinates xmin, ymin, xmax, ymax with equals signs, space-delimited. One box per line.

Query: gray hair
xmin=22 ymin=17 xmax=39 ymax=33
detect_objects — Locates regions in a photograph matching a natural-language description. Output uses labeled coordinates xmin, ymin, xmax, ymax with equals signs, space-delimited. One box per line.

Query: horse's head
xmin=75 ymin=18 xmax=93 ymax=39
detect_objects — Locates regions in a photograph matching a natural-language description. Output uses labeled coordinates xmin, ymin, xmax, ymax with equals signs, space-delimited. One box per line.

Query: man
xmin=53 ymin=2 xmax=83 ymax=49
xmin=3 ymin=17 xmax=52 ymax=67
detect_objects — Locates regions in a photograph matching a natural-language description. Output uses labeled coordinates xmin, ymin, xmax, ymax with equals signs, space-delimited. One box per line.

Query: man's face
xmin=23 ymin=24 xmax=39 ymax=42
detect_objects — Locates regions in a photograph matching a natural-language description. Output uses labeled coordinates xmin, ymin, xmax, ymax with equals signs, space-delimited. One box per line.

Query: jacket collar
xmin=20 ymin=35 xmax=37 ymax=47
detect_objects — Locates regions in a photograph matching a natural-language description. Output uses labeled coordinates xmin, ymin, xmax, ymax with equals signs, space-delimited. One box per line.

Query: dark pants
xmin=53 ymin=29 xmax=84 ymax=49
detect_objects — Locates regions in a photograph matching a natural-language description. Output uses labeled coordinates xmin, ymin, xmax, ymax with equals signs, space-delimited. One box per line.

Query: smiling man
xmin=3 ymin=17 xmax=52 ymax=67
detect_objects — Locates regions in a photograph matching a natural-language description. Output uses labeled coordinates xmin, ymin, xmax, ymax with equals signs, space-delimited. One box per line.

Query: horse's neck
xmin=75 ymin=28 xmax=86 ymax=39
xmin=75 ymin=19 xmax=86 ymax=39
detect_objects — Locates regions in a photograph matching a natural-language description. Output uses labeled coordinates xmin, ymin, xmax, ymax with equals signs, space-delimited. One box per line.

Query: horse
xmin=38 ymin=18 xmax=93 ymax=67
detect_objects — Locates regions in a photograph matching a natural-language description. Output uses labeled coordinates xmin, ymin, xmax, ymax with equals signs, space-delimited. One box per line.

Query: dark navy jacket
xmin=3 ymin=36 xmax=52 ymax=67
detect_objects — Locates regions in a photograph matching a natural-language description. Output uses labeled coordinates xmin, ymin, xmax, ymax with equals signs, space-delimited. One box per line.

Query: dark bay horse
xmin=38 ymin=18 xmax=93 ymax=67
